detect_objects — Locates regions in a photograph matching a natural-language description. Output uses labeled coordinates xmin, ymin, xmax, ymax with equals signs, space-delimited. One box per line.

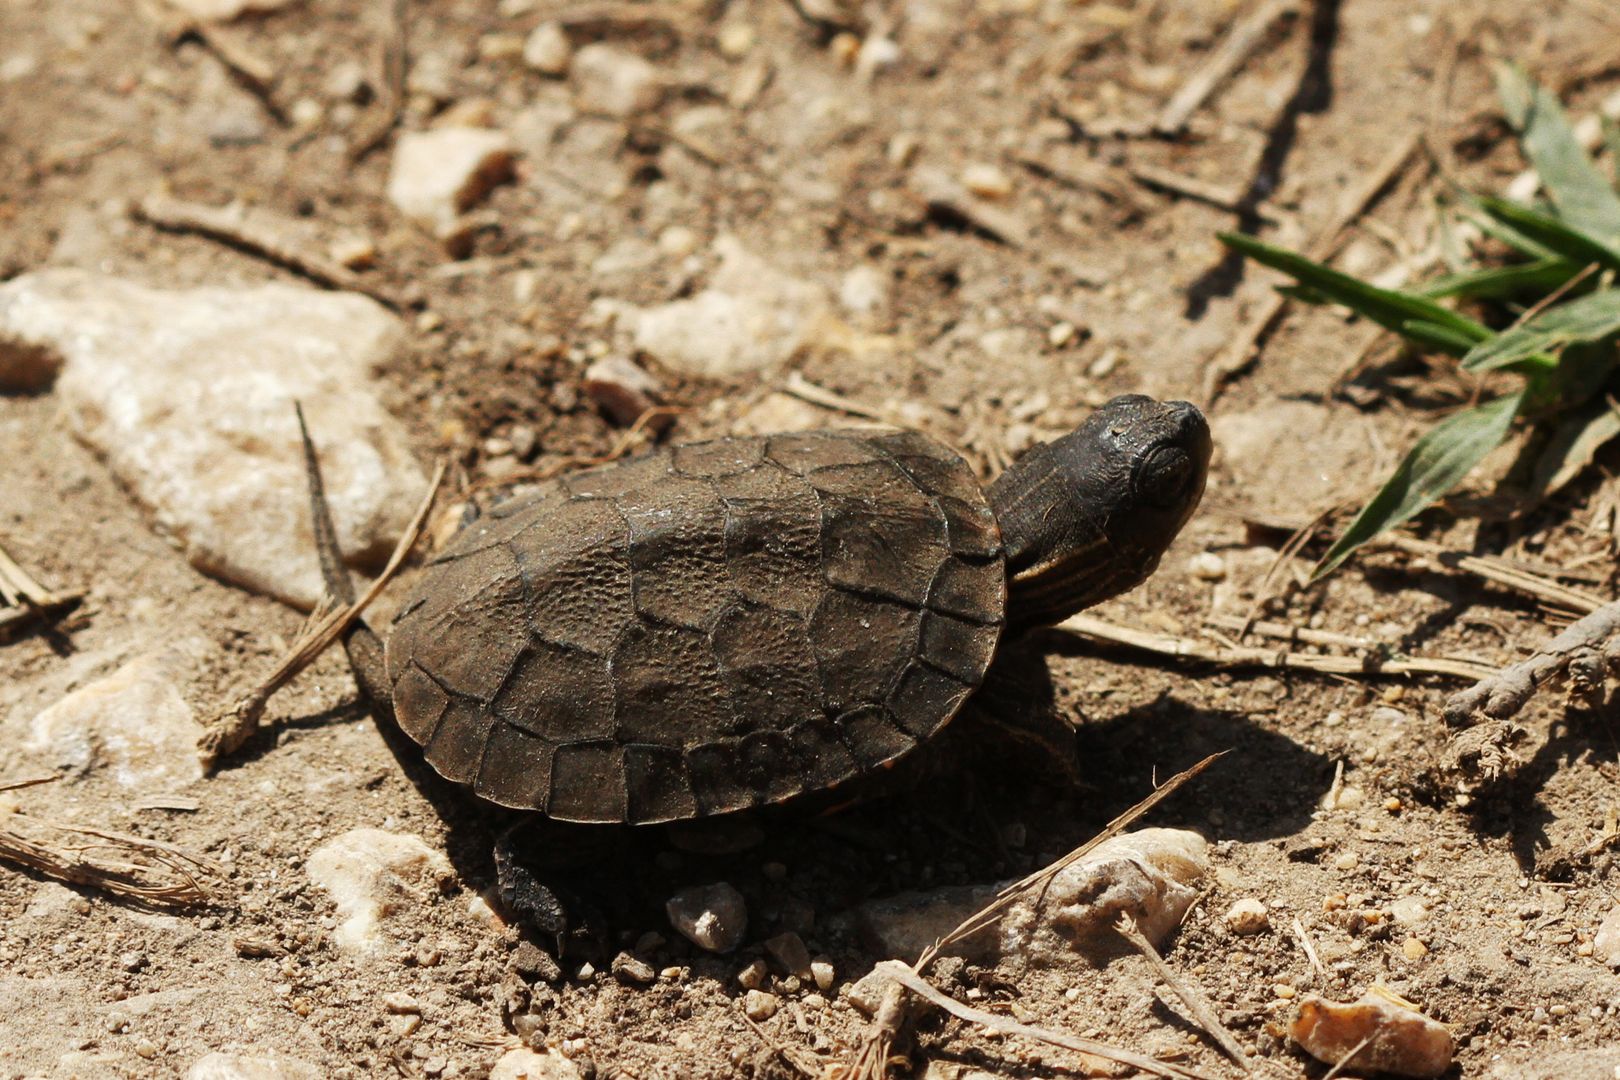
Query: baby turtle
xmin=301 ymin=396 xmax=1208 ymax=935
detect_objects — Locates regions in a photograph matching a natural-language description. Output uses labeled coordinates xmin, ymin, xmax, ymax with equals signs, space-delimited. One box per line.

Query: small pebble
xmin=511 ymin=941 xmax=562 ymax=983
xmin=716 ymin=22 xmax=755 ymax=59
xmin=1047 ymin=321 xmax=1077 ymax=348
xmin=1390 ymin=897 xmax=1429 ymax=927
xmin=135 ymin=1039 xmax=159 ymax=1060
xmin=810 ymin=960 xmax=835 ymax=992
xmin=764 ymin=931 xmax=812 ymax=979
xmin=383 ymin=992 xmax=420 ymax=1014
xmin=667 ymin=882 xmax=749 ymax=954
xmin=737 ymin=958 xmax=769 ymax=991
xmin=522 ymin=22 xmax=572 ymax=76
xmin=1402 ymin=937 xmax=1428 ymax=960
xmin=1188 ymin=551 xmax=1226 ymax=581
xmin=1593 ymin=906 xmax=1620 ymax=967
xmin=1225 ymin=898 xmax=1270 ymax=936
xmin=961 ymin=163 xmax=1013 ymax=200
xmin=576 ymin=962 xmax=596 ymax=980
xmin=1274 ymin=983 xmax=1298 ymax=1000
xmin=611 ymin=952 xmax=656 ymax=986
xmin=1333 ymin=851 xmax=1360 ymax=871
xmin=572 ymin=43 xmax=661 ymax=117
xmin=743 ymin=989 xmax=779 ymax=1021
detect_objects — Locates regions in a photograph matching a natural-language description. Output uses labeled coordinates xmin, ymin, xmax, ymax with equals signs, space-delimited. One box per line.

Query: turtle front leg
xmin=961 ymin=644 xmax=1082 ymax=786
xmin=494 ymin=818 xmax=632 ymax=958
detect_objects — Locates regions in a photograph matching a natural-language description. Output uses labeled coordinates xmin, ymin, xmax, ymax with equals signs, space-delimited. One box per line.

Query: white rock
xmin=1594 ymin=906 xmax=1620 ymax=967
xmin=838 ymin=265 xmax=890 ymax=318
xmin=1000 ymin=828 xmax=1209 ymax=964
xmin=666 ymin=881 xmax=748 ymax=954
xmin=1224 ymin=897 xmax=1270 ymax=936
xmin=489 ymin=1048 xmax=582 ymax=1080
xmin=734 ymin=392 xmax=829 ymax=435
xmin=1390 ymin=896 xmax=1429 ymax=927
xmin=387 ymin=127 xmax=516 ymax=230
xmin=306 ymin=829 xmax=454 ymax=954
xmin=742 ymin=988 xmax=779 ymax=1021
xmin=523 ymin=22 xmax=572 ymax=76
xmin=572 ymin=44 xmax=661 ymax=117
xmin=26 ymin=651 xmax=201 ymax=789
xmin=960 ymin=163 xmax=1013 ymax=200
xmin=0 ymin=269 xmax=424 ymax=609
xmin=1187 ymin=551 xmax=1227 ymax=581
xmin=186 ymin=1053 xmax=323 ymax=1080
xmin=618 ymin=237 xmax=833 ymax=378
xmin=165 ymin=0 xmax=299 ymax=20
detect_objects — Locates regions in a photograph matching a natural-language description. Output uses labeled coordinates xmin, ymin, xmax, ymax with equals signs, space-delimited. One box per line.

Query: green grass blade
xmin=1418 ymin=257 xmax=1582 ymax=300
xmin=1476 ymin=196 xmax=1620 ymax=271
xmin=1497 ymin=65 xmax=1620 ymax=245
xmin=1311 ymin=391 xmax=1525 ymax=581
xmin=1529 ymin=399 xmax=1620 ymax=498
xmin=1461 ymin=289 xmax=1620 ymax=370
xmin=1402 ymin=320 xmax=1489 ymax=355
xmin=1219 ymin=231 xmax=1491 ymax=354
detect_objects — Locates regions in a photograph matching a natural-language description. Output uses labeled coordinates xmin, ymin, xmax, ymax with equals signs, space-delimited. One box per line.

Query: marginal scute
xmin=388 ymin=429 xmax=1008 ymax=822
xmin=624 ymin=743 xmax=698 ymax=823
xmin=424 ymin=697 xmax=496 ymax=784
xmin=392 ymin=664 xmax=448 ymax=745
xmin=548 ymin=741 xmax=628 ymax=822
xmin=475 ymin=721 xmax=552 ymax=809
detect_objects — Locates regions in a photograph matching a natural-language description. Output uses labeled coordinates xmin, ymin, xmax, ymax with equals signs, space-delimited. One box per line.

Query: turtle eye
xmin=1136 ymin=446 xmax=1193 ymax=508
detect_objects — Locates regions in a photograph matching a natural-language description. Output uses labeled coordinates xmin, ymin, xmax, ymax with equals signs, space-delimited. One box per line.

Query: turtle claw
xmin=492 ymin=820 xmax=622 ymax=958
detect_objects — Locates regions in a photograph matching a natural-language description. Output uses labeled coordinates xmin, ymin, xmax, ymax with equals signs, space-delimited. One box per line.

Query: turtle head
xmin=988 ymin=395 xmax=1211 ymax=632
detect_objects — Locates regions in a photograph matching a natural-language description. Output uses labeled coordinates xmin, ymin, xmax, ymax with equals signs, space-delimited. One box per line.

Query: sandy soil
xmin=3 ymin=0 xmax=1620 ymax=1077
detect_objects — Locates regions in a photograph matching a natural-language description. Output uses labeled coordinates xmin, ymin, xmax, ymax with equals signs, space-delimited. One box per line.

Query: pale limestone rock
xmin=26 ymin=651 xmax=201 ymax=789
xmin=387 ymin=127 xmax=516 ymax=230
xmin=998 ymin=828 xmax=1209 ymax=965
xmin=618 ymin=237 xmax=833 ymax=378
xmin=1594 ymin=905 xmax=1620 ymax=967
xmin=1224 ymin=897 xmax=1271 ymax=935
xmin=1291 ymin=986 xmax=1454 ymax=1078
xmin=186 ymin=1052 xmax=323 ymax=1080
xmin=307 ymin=829 xmax=454 ymax=954
xmin=0 ymin=269 xmax=423 ymax=609
xmin=571 ymin=44 xmax=660 ymax=117
xmin=733 ymin=392 xmax=830 ymax=435
xmin=489 ymin=1048 xmax=582 ymax=1080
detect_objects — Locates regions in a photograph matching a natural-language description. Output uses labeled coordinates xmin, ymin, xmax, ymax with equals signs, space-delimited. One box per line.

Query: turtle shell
xmin=385 ymin=429 xmax=1007 ymax=824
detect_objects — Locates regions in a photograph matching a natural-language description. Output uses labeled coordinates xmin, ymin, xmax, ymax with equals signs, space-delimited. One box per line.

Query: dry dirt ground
xmin=4 ymin=0 xmax=1620 ymax=1077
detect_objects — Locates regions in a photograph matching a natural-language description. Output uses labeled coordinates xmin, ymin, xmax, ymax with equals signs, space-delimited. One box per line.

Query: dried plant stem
xmin=1374 ymin=534 xmax=1604 ymax=615
xmin=1116 ymin=915 xmax=1254 ymax=1073
xmin=1155 ymin=0 xmax=1300 ymax=135
xmin=0 ymin=539 xmax=84 ymax=640
xmin=198 ymin=460 xmax=446 ymax=769
xmin=134 ymin=195 xmax=402 ymax=310
xmin=1205 ymin=129 xmax=1423 ymax=399
xmin=874 ymin=961 xmax=1221 ymax=1080
xmin=350 ymin=0 xmax=409 ymax=163
xmin=1060 ymin=613 xmax=1495 ymax=682
xmin=0 ymin=812 xmax=226 ymax=907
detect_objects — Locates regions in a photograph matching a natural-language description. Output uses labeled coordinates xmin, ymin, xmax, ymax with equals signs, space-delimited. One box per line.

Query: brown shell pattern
xmin=385 ymin=430 xmax=1006 ymax=824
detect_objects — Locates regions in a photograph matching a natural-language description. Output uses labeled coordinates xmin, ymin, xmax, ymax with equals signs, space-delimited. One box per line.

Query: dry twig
xmin=1291 ymin=916 xmax=1325 ymax=981
xmin=872 ymin=961 xmax=1221 ymax=1080
xmin=1204 ymin=130 xmax=1424 ymax=400
xmin=350 ymin=0 xmax=410 ymax=163
xmin=149 ymin=0 xmax=285 ymax=124
xmin=1060 ymin=613 xmax=1495 ymax=682
xmin=1443 ymin=595 xmax=1620 ymax=732
xmin=134 ymin=194 xmax=402 ymax=309
xmin=0 ymin=539 xmax=84 ymax=641
xmin=1116 ymin=914 xmax=1254 ymax=1073
xmin=198 ymin=458 xmax=446 ymax=769
xmin=1154 ymin=0 xmax=1301 ymax=136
